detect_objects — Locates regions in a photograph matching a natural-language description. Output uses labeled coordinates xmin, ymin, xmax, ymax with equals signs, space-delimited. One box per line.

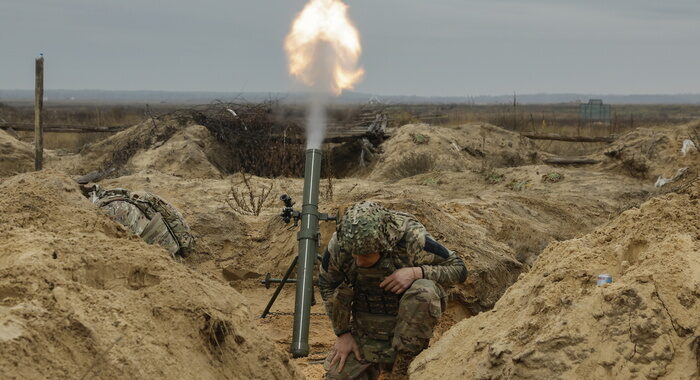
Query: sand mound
xmin=601 ymin=122 xmax=700 ymax=182
xmin=411 ymin=187 xmax=700 ymax=379
xmin=52 ymin=114 xmax=230 ymax=179
xmin=0 ymin=129 xmax=35 ymax=176
xmin=128 ymin=124 xmax=226 ymax=179
xmin=0 ymin=171 xmax=299 ymax=379
xmin=99 ymin=171 xmax=253 ymax=263
xmin=369 ymin=123 xmax=541 ymax=181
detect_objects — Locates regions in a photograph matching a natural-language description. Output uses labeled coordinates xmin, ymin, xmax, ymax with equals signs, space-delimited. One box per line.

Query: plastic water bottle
xmin=597 ymin=274 xmax=612 ymax=286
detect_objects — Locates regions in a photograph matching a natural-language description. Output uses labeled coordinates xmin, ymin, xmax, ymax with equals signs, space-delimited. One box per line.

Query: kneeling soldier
xmin=320 ymin=201 xmax=468 ymax=380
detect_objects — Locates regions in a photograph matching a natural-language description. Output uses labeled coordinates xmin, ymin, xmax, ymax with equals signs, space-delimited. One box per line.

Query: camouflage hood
xmin=336 ymin=201 xmax=402 ymax=256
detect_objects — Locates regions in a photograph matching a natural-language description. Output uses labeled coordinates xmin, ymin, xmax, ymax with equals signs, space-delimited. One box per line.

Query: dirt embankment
xmin=0 ymin=129 xmax=37 ymax=176
xmin=411 ymin=184 xmax=700 ymax=379
xmin=369 ymin=123 xmax=543 ymax=181
xmin=50 ymin=114 xmax=231 ymax=179
xmin=599 ymin=122 xmax=700 ymax=182
xmin=0 ymin=171 xmax=300 ymax=380
xmin=99 ymin=154 xmax=652 ymax=316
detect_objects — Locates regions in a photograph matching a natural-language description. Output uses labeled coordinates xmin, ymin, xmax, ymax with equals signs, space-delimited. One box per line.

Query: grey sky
xmin=1 ymin=0 xmax=698 ymax=96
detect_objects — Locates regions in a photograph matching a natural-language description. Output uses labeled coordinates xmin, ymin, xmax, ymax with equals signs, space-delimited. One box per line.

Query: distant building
xmin=368 ymin=95 xmax=384 ymax=105
xmin=579 ymin=99 xmax=611 ymax=125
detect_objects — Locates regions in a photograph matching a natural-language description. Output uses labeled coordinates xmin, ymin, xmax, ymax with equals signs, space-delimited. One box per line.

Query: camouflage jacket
xmin=319 ymin=209 xmax=467 ymax=336
xmin=89 ymin=186 xmax=195 ymax=257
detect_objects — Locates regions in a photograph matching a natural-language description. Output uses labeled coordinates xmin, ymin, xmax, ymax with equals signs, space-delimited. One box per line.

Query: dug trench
xmin=4 ymin=115 xmax=697 ymax=378
xmin=90 ymin=121 xmax=657 ymax=377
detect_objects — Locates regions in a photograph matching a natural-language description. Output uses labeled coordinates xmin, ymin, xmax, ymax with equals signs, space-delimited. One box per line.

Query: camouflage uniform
xmin=320 ymin=202 xmax=467 ymax=379
xmin=88 ymin=186 xmax=195 ymax=256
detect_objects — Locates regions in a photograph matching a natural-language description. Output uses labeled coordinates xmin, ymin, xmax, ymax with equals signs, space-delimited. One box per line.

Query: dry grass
xmin=386 ymin=152 xmax=436 ymax=181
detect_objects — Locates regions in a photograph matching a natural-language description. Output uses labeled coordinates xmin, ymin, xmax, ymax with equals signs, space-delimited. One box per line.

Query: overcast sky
xmin=1 ymin=0 xmax=698 ymax=96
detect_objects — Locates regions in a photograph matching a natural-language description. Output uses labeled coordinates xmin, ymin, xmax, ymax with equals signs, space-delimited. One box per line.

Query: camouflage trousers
xmin=324 ymin=279 xmax=445 ymax=380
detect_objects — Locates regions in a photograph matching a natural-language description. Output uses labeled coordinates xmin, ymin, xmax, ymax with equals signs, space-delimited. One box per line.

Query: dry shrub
xmin=192 ymin=102 xmax=305 ymax=177
xmin=391 ymin=110 xmax=419 ymax=128
xmin=542 ymin=172 xmax=564 ymax=183
xmin=690 ymin=125 xmax=700 ymax=148
xmin=621 ymin=156 xmax=650 ymax=179
xmin=225 ymin=173 xmax=274 ymax=216
xmin=411 ymin=133 xmax=430 ymax=144
xmin=483 ymin=170 xmax=505 ymax=184
xmin=507 ymin=179 xmax=530 ymax=191
xmin=497 ymin=151 xmax=525 ymax=168
xmin=387 ymin=153 xmax=436 ymax=181
xmin=200 ymin=312 xmax=244 ymax=354
xmin=322 ymin=177 xmax=334 ymax=201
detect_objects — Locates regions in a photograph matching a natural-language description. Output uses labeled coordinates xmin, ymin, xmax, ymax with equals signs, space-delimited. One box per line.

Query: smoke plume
xmin=285 ymin=0 xmax=364 ymax=149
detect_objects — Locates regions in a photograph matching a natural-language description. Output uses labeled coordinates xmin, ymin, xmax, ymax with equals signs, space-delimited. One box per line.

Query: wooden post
xmin=34 ymin=56 xmax=44 ymax=171
xmin=513 ymin=92 xmax=517 ymax=130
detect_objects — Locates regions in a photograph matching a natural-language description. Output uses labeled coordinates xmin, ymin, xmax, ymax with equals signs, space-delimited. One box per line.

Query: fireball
xmin=285 ymin=0 xmax=364 ymax=94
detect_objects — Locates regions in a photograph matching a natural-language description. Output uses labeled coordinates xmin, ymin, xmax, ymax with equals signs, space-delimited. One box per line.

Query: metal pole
xmin=290 ymin=148 xmax=322 ymax=357
xmin=34 ymin=56 xmax=44 ymax=171
xmin=260 ymin=256 xmax=298 ymax=318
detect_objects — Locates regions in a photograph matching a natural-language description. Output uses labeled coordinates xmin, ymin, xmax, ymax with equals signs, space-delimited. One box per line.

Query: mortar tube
xmin=291 ymin=148 xmax=322 ymax=357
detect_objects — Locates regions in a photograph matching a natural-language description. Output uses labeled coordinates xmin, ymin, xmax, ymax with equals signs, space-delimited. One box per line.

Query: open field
xmin=3 ymin=100 xmax=700 ymax=153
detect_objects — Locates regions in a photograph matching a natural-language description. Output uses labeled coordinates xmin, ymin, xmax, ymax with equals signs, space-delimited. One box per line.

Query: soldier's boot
xmin=389 ymin=352 xmax=416 ymax=380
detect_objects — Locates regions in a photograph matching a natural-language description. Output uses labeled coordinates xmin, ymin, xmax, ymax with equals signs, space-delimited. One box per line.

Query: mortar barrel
xmin=291 ymin=148 xmax=322 ymax=357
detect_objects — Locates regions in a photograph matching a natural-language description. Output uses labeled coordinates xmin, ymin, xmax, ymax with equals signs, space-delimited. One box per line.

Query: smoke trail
xmin=304 ymin=42 xmax=333 ymax=149
xmin=285 ymin=0 xmax=364 ymax=149
xmin=306 ymin=93 xmax=327 ymax=149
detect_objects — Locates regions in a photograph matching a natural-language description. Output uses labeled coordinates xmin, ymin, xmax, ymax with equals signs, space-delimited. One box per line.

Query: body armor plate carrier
xmin=351 ymin=256 xmax=401 ymax=316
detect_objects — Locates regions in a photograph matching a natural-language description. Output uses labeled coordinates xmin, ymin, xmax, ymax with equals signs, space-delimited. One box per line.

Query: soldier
xmin=86 ymin=185 xmax=195 ymax=257
xmin=320 ymin=201 xmax=468 ymax=380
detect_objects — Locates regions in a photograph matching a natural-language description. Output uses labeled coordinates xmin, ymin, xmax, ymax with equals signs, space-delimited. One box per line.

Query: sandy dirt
xmin=2 ymin=117 xmax=696 ymax=379
xmin=598 ymin=122 xmax=700 ymax=181
xmin=411 ymin=184 xmax=700 ymax=379
xmin=0 ymin=171 xmax=300 ymax=380
xmin=369 ymin=122 xmax=545 ymax=181
xmin=0 ymin=129 xmax=37 ymax=176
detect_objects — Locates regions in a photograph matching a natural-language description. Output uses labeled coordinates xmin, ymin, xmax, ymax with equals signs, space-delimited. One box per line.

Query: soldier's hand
xmin=330 ymin=332 xmax=362 ymax=373
xmin=380 ymin=267 xmax=422 ymax=294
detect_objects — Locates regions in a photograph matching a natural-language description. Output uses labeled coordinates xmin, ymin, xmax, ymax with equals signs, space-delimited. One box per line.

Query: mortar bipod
xmin=259 ymin=254 xmax=323 ymax=318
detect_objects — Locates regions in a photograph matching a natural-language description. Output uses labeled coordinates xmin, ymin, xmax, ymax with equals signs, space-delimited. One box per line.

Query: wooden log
xmin=522 ymin=133 xmax=614 ymax=143
xmin=34 ymin=56 xmax=44 ymax=171
xmin=75 ymin=168 xmax=116 ymax=184
xmin=0 ymin=123 xmax=128 ymax=133
xmin=544 ymin=158 xmax=601 ymax=165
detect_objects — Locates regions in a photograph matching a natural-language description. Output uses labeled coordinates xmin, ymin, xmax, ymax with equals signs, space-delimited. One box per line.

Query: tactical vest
xmin=349 ymin=256 xmax=402 ymax=364
xmin=350 ymin=256 xmax=402 ymax=316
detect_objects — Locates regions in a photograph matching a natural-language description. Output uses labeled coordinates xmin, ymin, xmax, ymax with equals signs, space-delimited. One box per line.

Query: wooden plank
xmin=544 ymin=158 xmax=601 ymax=165
xmin=522 ymin=133 xmax=614 ymax=143
xmin=0 ymin=123 xmax=128 ymax=133
xmin=34 ymin=56 xmax=44 ymax=171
